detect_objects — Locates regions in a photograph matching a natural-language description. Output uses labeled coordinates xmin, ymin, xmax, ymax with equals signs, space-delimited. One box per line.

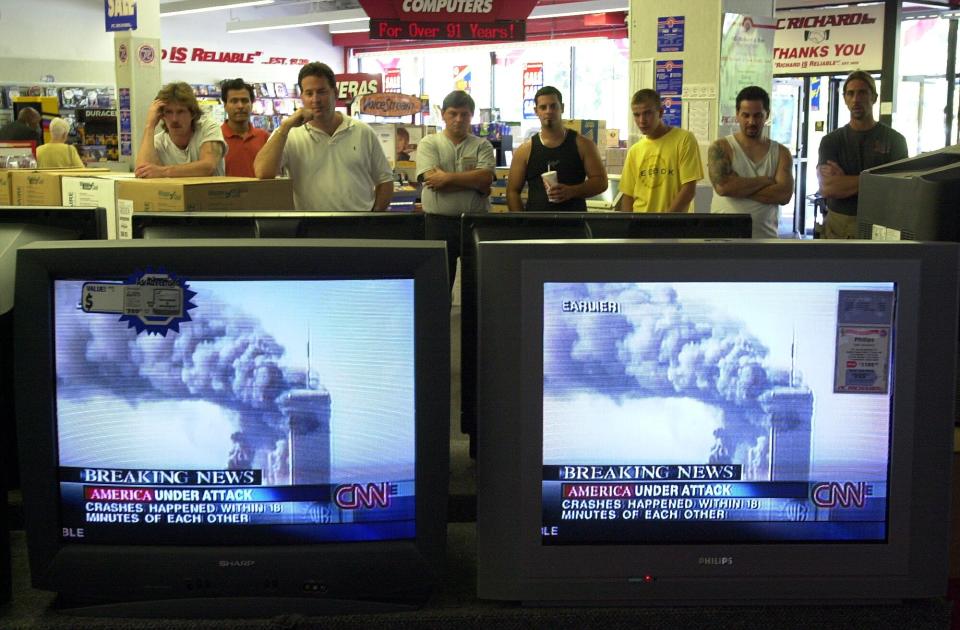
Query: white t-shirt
xmin=153 ymin=116 xmax=227 ymax=176
xmin=416 ymin=132 xmax=495 ymax=216
xmin=274 ymin=116 xmax=393 ymax=212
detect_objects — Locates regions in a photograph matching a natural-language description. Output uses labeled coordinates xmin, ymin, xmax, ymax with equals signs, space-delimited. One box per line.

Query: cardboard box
xmin=9 ymin=168 xmax=111 ymax=206
xmin=116 ymin=177 xmax=294 ymax=239
xmin=0 ymin=170 xmax=12 ymax=205
xmin=563 ymin=119 xmax=607 ymax=147
xmin=61 ymin=172 xmax=137 ymax=239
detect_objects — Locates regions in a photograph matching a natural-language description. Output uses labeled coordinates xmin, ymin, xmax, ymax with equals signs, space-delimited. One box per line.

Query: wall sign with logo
xmin=358 ymin=0 xmax=537 ymax=42
xmin=105 ymin=0 xmax=137 ymax=32
xmin=655 ymin=60 xmax=683 ymax=97
xmin=522 ymin=62 xmax=543 ymax=119
xmin=657 ymin=16 xmax=685 ymax=53
xmin=661 ymin=95 xmax=682 ymax=128
xmin=773 ymin=5 xmax=884 ymax=75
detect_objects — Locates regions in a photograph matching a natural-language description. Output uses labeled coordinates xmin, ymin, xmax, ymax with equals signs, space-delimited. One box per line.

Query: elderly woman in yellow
xmin=36 ymin=118 xmax=85 ymax=168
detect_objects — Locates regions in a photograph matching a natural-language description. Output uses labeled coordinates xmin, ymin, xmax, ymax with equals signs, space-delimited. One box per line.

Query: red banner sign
xmin=370 ymin=18 xmax=523 ymax=41
xmin=357 ymin=92 xmax=422 ymax=117
xmin=334 ymin=73 xmax=382 ymax=106
xmin=358 ymin=0 xmax=536 ymax=41
xmin=358 ymin=0 xmax=537 ymax=22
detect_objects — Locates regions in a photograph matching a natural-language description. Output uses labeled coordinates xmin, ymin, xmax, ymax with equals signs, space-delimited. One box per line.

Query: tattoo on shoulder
xmin=708 ymin=142 xmax=733 ymax=183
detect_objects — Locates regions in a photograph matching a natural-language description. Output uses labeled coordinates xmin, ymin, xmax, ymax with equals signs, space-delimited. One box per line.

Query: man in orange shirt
xmin=219 ymin=78 xmax=268 ymax=177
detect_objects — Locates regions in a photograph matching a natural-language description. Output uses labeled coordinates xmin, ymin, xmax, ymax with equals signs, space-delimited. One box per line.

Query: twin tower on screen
xmin=11 ymin=237 xmax=960 ymax=614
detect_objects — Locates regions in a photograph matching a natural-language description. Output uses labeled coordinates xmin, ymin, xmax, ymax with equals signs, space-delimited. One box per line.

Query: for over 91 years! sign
xmin=359 ymin=0 xmax=537 ymax=42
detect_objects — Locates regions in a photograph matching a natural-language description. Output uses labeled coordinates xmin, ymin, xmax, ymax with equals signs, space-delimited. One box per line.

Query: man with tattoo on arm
xmin=708 ymin=86 xmax=793 ymax=238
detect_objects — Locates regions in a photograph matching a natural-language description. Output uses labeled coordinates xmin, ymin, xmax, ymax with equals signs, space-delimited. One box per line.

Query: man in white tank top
xmin=708 ymin=86 xmax=793 ymax=238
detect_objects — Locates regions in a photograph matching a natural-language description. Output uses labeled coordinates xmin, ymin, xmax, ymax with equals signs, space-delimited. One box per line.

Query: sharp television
xmin=15 ymin=239 xmax=449 ymax=616
xmin=459 ymin=212 xmax=752 ymax=456
xmin=1 ymin=206 xmax=108 ymax=489
xmin=476 ymin=239 xmax=958 ymax=603
xmin=858 ymin=145 xmax=960 ymax=241
xmin=132 ymin=212 xmax=425 ymax=240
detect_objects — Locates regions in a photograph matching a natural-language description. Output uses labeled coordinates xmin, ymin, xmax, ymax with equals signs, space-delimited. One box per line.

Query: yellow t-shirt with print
xmin=620 ymin=127 xmax=703 ymax=213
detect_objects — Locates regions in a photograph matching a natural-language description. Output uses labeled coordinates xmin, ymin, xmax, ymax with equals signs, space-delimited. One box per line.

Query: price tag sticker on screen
xmin=81 ymin=270 xmax=196 ymax=336
xmin=834 ymin=290 xmax=894 ymax=394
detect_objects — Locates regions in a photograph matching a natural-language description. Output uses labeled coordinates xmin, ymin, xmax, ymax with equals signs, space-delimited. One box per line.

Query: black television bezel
xmin=476 ymin=239 xmax=957 ymax=603
xmin=1 ymin=206 xmax=107 ymax=492
xmin=15 ymin=239 xmax=449 ymax=615
xmin=0 ymin=206 xmax=108 ymax=240
xmin=459 ymin=212 xmax=752 ymax=456
xmin=131 ymin=211 xmax=425 ymax=240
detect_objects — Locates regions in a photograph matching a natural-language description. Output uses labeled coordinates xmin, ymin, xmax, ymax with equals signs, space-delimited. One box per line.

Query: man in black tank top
xmin=507 ymin=86 xmax=608 ymax=212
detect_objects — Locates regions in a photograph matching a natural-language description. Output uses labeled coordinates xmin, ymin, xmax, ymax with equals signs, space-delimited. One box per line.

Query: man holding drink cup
xmin=507 ymin=86 xmax=607 ymax=211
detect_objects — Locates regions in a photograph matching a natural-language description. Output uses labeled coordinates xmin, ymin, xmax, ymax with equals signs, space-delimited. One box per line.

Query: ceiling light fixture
xmin=161 ymin=0 xmax=275 ymax=18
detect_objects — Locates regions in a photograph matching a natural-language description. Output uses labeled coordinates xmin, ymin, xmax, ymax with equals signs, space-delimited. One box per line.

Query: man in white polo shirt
xmin=416 ymin=90 xmax=495 ymax=287
xmin=254 ymin=62 xmax=393 ymax=212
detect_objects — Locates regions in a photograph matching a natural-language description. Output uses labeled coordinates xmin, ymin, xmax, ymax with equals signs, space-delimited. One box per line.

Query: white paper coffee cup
xmin=541 ymin=170 xmax=558 ymax=189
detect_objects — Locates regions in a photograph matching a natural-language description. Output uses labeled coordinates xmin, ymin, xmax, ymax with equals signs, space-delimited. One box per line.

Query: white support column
xmin=115 ymin=0 xmax=162 ymax=166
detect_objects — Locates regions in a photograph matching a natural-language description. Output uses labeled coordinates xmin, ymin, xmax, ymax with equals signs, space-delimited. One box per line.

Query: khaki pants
xmin=823 ymin=211 xmax=858 ymax=239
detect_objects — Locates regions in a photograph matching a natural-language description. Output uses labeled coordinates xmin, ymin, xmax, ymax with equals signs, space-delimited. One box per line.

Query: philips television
xmin=133 ymin=212 xmax=425 ymax=240
xmin=857 ymin=144 xmax=960 ymax=241
xmin=459 ymin=212 xmax=752 ymax=456
xmin=476 ymin=239 xmax=958 ymax=603
xmin=15 ymin=239 xmax=449 ymax=616
xmin=1 ymin=206 xmax=107 ymax=490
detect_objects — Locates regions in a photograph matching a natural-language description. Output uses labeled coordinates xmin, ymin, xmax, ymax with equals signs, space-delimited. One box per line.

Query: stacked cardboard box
xmin=115 ymin=177 xmax=294 ymax=239
xmin=0 ymin=168 xmax=110 ymax=206
xmin=61 ymin=173 xmax=137 ymax=239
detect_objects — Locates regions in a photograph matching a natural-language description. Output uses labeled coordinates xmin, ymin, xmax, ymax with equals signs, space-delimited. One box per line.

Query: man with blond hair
xmin=135 ymin=81 xmax=226 ymax=178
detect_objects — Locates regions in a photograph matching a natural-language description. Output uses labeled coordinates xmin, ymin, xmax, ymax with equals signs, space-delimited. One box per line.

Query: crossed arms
xmin=708 ymin=139 xmax=793 ymax=205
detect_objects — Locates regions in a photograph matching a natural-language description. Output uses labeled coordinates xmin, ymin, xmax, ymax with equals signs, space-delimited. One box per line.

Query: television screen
xmin=459 ymin=212 xmax=752 ymax=456
xmin=541 ymin=280 xmax=892 ymax=545
xmin=16 ymin=239 xmax=449 ymax=614
xmin=133 ymin=212 xmax=425 ymax=240
xmin=54 ymin=277 xmax=416 ymax=546
xmin=477 ymin=239 xmax=958 ymax=603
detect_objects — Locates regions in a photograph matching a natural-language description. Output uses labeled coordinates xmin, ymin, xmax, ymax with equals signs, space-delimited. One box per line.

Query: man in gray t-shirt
xmin=817 ymin=71 xmax=907 ymax=238
xmin=416 ymin=90 xmax=495 ymax=287
xmin=135 ymin=81 xmax=227 ymax=178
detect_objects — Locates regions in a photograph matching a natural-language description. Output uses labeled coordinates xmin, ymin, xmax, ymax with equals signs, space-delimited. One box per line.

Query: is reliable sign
xmin=357 ymin=0 xmax=537 ymax=42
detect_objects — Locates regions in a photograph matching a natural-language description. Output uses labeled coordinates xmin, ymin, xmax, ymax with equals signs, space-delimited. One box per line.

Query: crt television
xmin=459 ymin=212 xmax=752 ymax=456
xmin=1 ymin=206 xmax=107 ymax=489
xmin=133 ymin=212 xmax=425 ymax=240
xmin=857 ymin=144 xmax=960 ymax=240
xmin=476 ymin=239 xmax=958 ymax=603
xmin=15 ymin=239 xmax=449 ymax=616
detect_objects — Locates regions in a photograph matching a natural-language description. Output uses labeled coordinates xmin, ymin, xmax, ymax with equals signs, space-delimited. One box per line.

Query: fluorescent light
xmin=161 ymin=0 xmax=274 ymax=17
xmin=329 ymin=21 xmax=371 ymax=34
xmin=528 ymin=0 xmax=627 ymax=20
xmin=227 ymin=8 xmax=367 ymax=33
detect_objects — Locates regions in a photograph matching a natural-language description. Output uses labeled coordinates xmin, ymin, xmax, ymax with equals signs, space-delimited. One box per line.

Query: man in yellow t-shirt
xmin=620 ymin=89 xmax=703 ymax=213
